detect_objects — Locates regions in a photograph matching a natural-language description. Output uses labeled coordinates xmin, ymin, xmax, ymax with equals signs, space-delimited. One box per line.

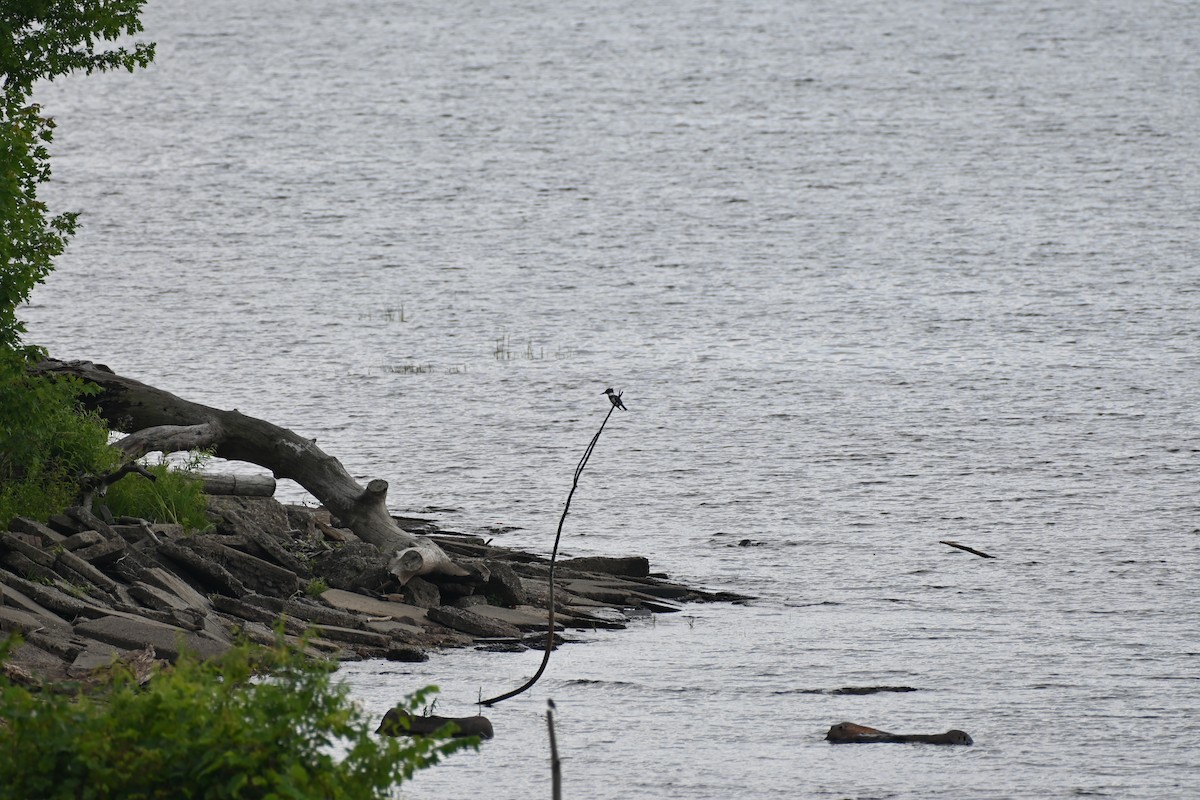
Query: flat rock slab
xmin=320 ymin=588 xmax=427 ymax=624
xmin=427 ymin=605 xmax=521 ymax=639
xmin=138 ymin=567 xmax=212 ymax=610
xmin=68 ymin=644 xmax=125 ymax=674
xmin=129 ymin=581 xmax=194 ymax=612
xmin=559 ymin=555 xmax=650 ymax=577
xmin=308 ymin=624 xmax=390 ymax=648
xmin=7 ymin=517 xmax=68 ymax=545
xmin=0 ymin=604 xmax=71 ymax=635
xmin=0 ymin=579 xmax=72 ymax=626
xmin=469 ymin=604 xmax=562 ymax=632
xmin=365 ymin=619 xmax=425 ymax=637
xmin=74 ymin=615 xmax=229 ymax=662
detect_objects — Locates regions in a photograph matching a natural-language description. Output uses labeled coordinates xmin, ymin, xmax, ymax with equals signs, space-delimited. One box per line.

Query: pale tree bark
xmin=35 ymin=358 xmax=465 ymax=584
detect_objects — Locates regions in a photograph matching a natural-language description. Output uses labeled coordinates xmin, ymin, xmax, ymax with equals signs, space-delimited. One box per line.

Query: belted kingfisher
xmin=603 ymin=387 xmax=626 ymax=410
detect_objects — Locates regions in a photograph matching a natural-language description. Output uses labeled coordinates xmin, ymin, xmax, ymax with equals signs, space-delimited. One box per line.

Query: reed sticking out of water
xmin=480 ymin=399 xmax=620 ymax=706
xmin=547 ymin=699 xmax=562 ymax=800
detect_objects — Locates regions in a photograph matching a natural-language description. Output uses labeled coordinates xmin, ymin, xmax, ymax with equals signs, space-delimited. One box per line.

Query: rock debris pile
xmin=1 ymin=493 xmax=745 ymax=686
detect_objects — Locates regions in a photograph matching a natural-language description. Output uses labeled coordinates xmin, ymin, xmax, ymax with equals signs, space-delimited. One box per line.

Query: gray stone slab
xmin=73 ymin=537 xmax=128 ymax=566
xmin=137 ymin=567 xmax=212 ymax=610
xmin=427 ymin=605 xmax=522 ymax=639
xmin=0 ymin=530 xmax=55 ymax=566
xmin=0 ymin=605 xmax=70 ymax=634
xmin=0 ymin=579 xmax=71 ymax=626
xmin=0 ymin=571 xmax=112 ymax=619
xmin=68 ymin=644 xmax=124 ymax=674
xmin=469 ymin=604 xmax=562 ymax=632
xmin=129 ymin=581 xmax=192 ymax=612
xmin=73 ymin=614 xmax=229 ymax=662
xmin=55 ymin=550 xmax=121 ymax=594
xmin=307 ymin=624 xmax=390 ymax=648
xmin=7 ymin=516 xmax=67 ymax=545
xmin=319 ymin=588 xmax=428 ymax=623
xmin=61 ymin=530 xmax=106 ymax=551
xmin=559 ymin=555 xmax=650 ymax=577
xmin=364 ymin=619 xmax=424 ymax=637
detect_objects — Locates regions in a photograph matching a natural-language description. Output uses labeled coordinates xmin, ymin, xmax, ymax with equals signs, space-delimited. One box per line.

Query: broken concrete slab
xmin=306 ymin=624 xmax=390 ymax=648
xmin=7 ymin=516 xmax=67 ymax=545
xmin=0 ymin=580 xmax=72 ymax=627
xmin=469 ymin=604 xmax=562 ymax=632
xmin=319 ymin=588 xmax=428 ymax=624
xmin=73 ymin=537 xmax=128 ymax=566
xmin=183 ymin=536 xmax=299 ymax=597
xmin=427 ymin=605 xmax=522 ymax=639
xmin=364 ymin=619 xmax=425 ymax=637
xmin=0 ymin=530 xmax=57 ymax=566
xmin=0 ymin=571 xmax=113 ymax=619
xmin=129 ymin=581 xmax=193 ymax=612
xmin=61 ymin=530 xmax=106 ymax=551
xmin=67 ymin=644 xmax=126 ymax=675
xmin=137 ymin=566 xmax=212 ymax=610
xmin=0 ymin=604 xmax=71 ymax=635
xmin=559 ymin=555 xmax=650 ymax=577
xmin=55 ymin=550 xmax=122 ymax=595
xmin=157 ymin=540 xmax=248 ymax=597
xmin=73 ymin=615 xmax=229 ymax=662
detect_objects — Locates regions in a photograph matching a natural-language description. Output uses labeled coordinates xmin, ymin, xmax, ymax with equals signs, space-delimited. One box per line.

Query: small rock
xmin=312 ymin=542 xmax=389 ymax=593
xmin=400 ymin=576 xmax=441 ymax=608
xmin=384 ymin=645 xmax=429 ymax=662
xmin=482 ymin=561 xmax=526 ymax=606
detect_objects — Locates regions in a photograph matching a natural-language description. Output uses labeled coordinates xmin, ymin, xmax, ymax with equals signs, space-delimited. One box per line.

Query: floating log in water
xmin=939 ymin=540 xmax=995 ymax=559
xmin=376 ymin=708 xmax=494 ymax=739
xmin=825 ymin=721 xmax=973 ymax=745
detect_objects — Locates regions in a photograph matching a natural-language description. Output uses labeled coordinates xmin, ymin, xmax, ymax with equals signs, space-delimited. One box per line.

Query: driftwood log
xmin=34 ymin=359 xmax=464 ymax=584
xmin=825 ymin=722 xmax=973 ymax=745
xmin=376 ymin=708 xmax=495 ymax=739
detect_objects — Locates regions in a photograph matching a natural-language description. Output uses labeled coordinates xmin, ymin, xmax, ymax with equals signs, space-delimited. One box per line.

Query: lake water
xmin=25 ymin=0 xmax=1200 ymax=796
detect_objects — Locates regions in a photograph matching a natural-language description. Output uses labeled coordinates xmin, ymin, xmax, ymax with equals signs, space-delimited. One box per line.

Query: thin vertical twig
xmin=547 ymin=699 xmax=562 ymax=800
xmin=481 ymin=403 xmax=617 ymax=706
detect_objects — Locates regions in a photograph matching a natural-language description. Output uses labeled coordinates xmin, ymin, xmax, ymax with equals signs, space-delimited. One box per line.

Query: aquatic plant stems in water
xmin=481 ymin=404 xmax=618 ymax=706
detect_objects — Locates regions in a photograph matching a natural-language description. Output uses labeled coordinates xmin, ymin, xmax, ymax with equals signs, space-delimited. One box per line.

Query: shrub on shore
xmin=0 ymin=635 xmax=473 ymax=799
xmin=0 ymin=350 xmax=120 ymax=527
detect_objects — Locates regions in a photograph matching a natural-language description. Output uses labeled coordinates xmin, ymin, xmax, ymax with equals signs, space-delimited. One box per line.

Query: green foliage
xmin=0 ymin=103 xmax=76 ymax=349
xmin=103 ymin=453 xmax=211 ymax=530
xmin=0 ymin=0 xmax=155 ymax=349
xmin=0 ymin=349 xmax=120 ymax=526
xmin=0 ymin=635 xmax=475 ymax=799
xmin=306 ymin=577 xmax=330 ymax=597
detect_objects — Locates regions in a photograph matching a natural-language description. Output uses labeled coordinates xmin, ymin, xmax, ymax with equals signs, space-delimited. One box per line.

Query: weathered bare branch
xmin=35 ymin=358 xmax=463 ymax=582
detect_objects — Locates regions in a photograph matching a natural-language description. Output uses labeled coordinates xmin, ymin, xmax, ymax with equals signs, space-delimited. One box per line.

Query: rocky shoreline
xmin=1 ymin=490 xmax=747 ymax=687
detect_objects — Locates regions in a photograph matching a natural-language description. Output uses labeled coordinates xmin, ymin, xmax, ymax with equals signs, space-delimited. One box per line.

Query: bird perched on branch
xmin=603 ymin=387 xmax=626 ymax=410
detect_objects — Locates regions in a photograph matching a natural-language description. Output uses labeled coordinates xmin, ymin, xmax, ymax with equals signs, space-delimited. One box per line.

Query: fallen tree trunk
xmin=35 ymin=358 xmax=463 ymax=584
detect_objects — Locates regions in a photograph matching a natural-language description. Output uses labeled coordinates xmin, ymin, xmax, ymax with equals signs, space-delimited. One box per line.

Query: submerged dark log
xmin=825 ymin=722 xmax=973 ymax=745
xmin=939 ymin=540 xmax=995 ymax=559
xmin=35 ymin=359 xmax=464 ymax=583
xmin=376 ymin=708 xmax=494 ymax=740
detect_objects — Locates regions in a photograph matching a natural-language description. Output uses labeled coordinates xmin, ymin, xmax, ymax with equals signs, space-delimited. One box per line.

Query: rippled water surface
xmin=26 ymin=0 xmax=1200 ymax=796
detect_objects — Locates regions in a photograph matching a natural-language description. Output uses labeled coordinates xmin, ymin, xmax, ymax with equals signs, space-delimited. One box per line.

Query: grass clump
xmin=0 ymin=634 xmax=475 ymax=799
xmin=103 ymin=454 xmax=211 ymax=531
